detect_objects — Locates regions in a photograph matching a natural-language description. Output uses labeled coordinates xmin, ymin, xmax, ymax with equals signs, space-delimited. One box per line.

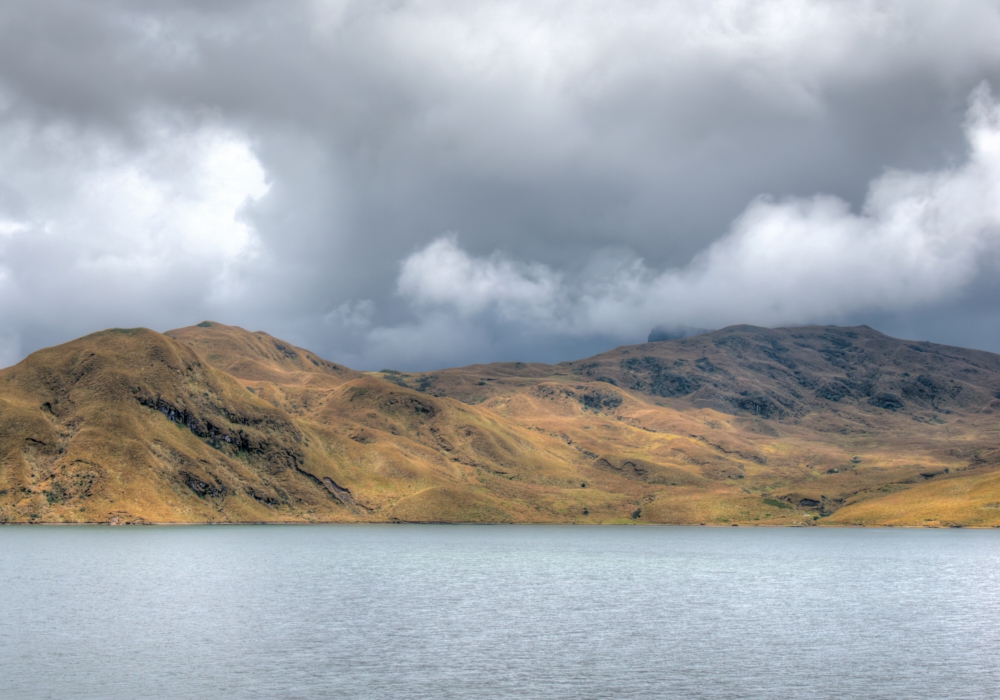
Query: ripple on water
xmin=1 ymin=525 xmax=999 ymax=700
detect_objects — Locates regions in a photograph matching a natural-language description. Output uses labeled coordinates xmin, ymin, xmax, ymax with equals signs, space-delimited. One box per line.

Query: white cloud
xmin=324 ymin=299 xmax=375 ymax=329
xmin=5 ymin=1 xmax=1000 ymax=368
xmin=382 ymin=84 xmax=1000 ymax=344
xmin=0 ymin=115 xmax=269 ymax=361
xmin=60 ymin=127 xmax=267 ymax=273
xmin=398 ymin=235 xmax=563 ymax=320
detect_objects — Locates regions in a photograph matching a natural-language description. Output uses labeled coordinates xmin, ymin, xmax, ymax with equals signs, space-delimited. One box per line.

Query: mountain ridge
xmin=2 ymin=321 xmax=999 ymax=526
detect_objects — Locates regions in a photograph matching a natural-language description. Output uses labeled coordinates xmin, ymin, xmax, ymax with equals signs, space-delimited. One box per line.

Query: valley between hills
xmin=2 ymin=321 xmax=1000 ymax=527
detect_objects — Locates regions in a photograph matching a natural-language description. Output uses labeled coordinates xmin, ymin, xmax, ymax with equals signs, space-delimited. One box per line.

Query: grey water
xmin=1 ymin=526 xmax=999 ymax=700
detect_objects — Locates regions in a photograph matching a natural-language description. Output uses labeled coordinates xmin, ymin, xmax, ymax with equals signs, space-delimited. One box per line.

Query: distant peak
xmin=648 ymin=324 xmax=711 ymax=342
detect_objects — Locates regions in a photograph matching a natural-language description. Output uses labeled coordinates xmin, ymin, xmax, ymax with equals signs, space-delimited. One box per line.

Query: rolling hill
xmin=2 ymin=322 xmax=999 ymax=526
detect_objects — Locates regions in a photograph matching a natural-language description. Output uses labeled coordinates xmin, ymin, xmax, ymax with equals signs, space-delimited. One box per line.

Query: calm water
xmin=1 ymin=526 xmax=999 ymax=699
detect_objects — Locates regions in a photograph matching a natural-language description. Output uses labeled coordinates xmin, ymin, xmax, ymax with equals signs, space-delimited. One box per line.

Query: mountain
xmin=2 ymin=322 xmax=999 ymax=526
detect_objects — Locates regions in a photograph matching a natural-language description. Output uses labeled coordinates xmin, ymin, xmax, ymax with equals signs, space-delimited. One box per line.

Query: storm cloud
xmin=1 ymin=0 xmax=1000 ymax=369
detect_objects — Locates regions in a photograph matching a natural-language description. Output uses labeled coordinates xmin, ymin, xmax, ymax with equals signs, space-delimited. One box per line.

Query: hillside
xmin=2 ymin=322 xmax=999 ymax=526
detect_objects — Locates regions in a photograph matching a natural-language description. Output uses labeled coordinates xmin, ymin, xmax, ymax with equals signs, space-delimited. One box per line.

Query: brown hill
xmin=2 ymin=322 xmax=999 ymax=526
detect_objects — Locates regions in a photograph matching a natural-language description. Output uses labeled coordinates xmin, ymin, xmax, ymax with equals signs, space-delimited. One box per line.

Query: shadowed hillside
xmin=2 ymin=322 xmax=999 ymax=526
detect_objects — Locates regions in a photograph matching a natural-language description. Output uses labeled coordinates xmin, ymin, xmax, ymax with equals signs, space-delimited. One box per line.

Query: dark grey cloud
xmin=2 ymin=0 xmax=1000 ymax=369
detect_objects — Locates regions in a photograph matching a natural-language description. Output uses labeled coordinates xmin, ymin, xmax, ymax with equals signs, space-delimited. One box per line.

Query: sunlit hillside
xmin=2 ymin=322 xmax=999 ymax=526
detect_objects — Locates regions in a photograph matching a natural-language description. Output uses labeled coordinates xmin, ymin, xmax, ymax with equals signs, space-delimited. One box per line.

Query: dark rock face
xmin=594 ymin=457 xmax=648 ymax=480
xmin=293 ymin=467 xmax=356 ymax=507
xmin=134 ymin=393 xmax=305 ymax=472
xmin=816 ymin=381 xmax=851 ymax=401
xmin=567 ymin=324 xmax=1000 ymax=422
xmin=619 ymin=357 xmax=702 ymax=397
xmin=272 ymin=342 xmax=298 ymax=359
xmin=246 ymin=488 xmax=281 ymax=506
xmin=580 ymin=390 xmax=622 ymax=412
xmin=868 ymin=393 xmax=904 ymax=411
xmin=180 ymin=472 xmax=227 ymax=498
xmin=321 ymin=477 xmax=356 ymax=506
xmin=382 ymin=393 xmax=437 ymax=417
xmin=349 ymin=430 xmax=377 ymax=444
xmin=729 ymin=394 xmax=785 ymax=419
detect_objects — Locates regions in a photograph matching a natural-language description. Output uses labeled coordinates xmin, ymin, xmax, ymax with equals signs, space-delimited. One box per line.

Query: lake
xmin=1 ymin=525 xmax=998 ymax=699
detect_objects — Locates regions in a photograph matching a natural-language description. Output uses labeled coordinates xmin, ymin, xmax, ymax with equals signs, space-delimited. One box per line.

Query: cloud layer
xmin=2 ymin=1 xmax=1000 ymax=368
xmin=0 ymin=115 xmax=268 ymax=365
xmin=362 ymin=85 xmax=1000 ymax=366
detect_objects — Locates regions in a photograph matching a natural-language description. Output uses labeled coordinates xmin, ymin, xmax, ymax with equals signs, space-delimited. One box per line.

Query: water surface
xmin=1 ymin=525 xmax=998 ymax=699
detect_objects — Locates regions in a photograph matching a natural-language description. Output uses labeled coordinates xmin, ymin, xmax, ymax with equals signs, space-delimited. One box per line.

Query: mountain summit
xmin=2 ymin=322 xmax=999 ymax=526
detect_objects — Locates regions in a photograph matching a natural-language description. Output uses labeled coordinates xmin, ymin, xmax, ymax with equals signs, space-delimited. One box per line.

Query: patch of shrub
xmin=580 ymin=390 xmax=623 ymax=411
xmin=868 ymin=393 xmax=904 ymax=411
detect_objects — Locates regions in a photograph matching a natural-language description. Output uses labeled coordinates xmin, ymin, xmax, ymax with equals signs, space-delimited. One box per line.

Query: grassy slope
xmin=2 ymin=322 xmax=998 ymax=525
xmin=394 ymin=324 xmax=1000 ymax=526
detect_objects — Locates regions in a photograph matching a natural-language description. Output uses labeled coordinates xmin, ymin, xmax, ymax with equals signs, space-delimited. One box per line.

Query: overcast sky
xmin=2 ymin=0 xmax=1000 ymax=370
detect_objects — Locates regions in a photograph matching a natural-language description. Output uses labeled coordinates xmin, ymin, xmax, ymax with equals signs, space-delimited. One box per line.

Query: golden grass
xmin=2 ymin=322 xmax=999 ymax=525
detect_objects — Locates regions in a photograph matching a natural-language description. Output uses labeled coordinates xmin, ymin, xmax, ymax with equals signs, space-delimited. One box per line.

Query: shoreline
xmin=2 ymin=520 xmax=997 ymax=529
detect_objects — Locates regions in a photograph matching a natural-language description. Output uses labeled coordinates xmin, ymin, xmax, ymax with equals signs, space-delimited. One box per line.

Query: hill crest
xmin=2 ymin=322 xmax=1000 ymax=526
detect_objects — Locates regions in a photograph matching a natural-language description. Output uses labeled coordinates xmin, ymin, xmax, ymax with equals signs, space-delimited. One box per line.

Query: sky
xmin=2 ymin=0 xmax=1000 ymax=371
